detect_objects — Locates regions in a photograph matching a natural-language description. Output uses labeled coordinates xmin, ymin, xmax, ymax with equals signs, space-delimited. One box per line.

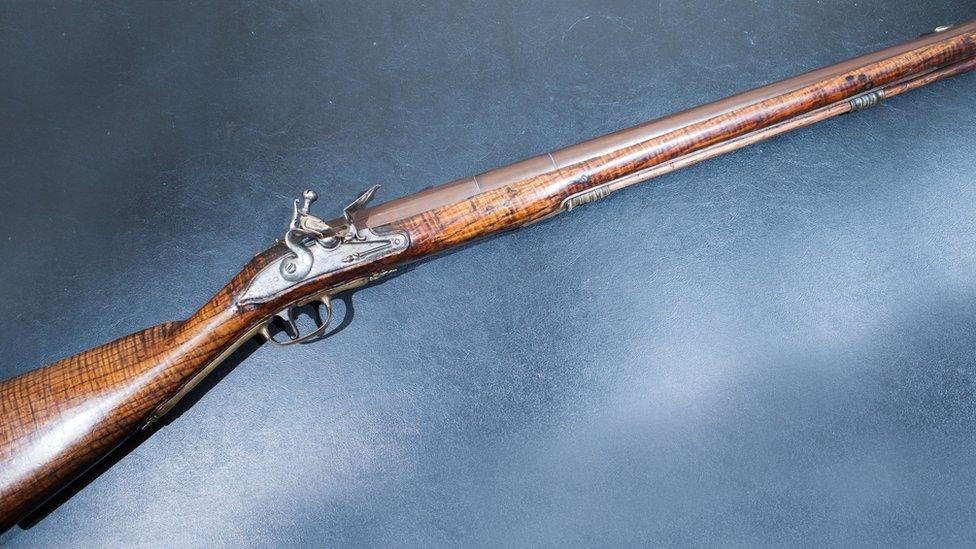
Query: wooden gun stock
xmin=0 ymin=251 xmax=279 ymax=530
xmin=1 ymin=322 xmax=190 ymax=529
xmin=2 ymin=21 xmax=974 ymax=531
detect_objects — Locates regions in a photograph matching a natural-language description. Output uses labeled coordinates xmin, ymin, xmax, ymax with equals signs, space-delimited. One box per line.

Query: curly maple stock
xmin=369 ymin=23 xmax=976 ymax=257
xmin=1 ymin=21 xmax=974 ymax=531
xmin=0 ymin=248 xmax=284 ymax=531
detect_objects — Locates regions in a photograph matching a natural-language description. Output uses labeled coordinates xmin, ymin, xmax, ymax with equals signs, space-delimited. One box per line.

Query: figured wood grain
xmin=0 ymin=23 xmax=973 ymax=533
xmin=377 ymin=27 xmax=976 ymax=262
xmin=0 ymin=248 xmax=283 ymax=531
xmin=362 ymin=22 xmax=976 ymax=228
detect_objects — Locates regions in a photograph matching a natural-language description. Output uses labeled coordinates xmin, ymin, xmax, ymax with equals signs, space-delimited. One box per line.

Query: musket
xmin=1 ymin=21 xmax=974 ymax=530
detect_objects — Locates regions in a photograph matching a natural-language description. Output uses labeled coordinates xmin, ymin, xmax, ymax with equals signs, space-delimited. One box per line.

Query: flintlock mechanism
xmin=246 ymin=186 xmax=410 ymax=344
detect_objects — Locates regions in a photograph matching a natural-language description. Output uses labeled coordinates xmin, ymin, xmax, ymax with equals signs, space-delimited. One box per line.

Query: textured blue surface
xmin=1 ymin=1 xmax=976 ymax=546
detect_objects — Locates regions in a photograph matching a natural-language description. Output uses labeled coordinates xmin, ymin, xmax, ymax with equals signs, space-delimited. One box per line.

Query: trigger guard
xmin=260 ymin=296 xmax=334 ymax=346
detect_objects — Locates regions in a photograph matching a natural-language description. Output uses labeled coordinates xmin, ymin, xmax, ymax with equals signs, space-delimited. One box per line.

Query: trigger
xmin=260 ymin=295 xmax=334 ymax=346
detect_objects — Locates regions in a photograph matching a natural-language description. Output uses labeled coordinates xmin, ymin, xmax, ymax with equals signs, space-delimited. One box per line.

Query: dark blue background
xmin=2 ymin=1 xmax=975 ymax=546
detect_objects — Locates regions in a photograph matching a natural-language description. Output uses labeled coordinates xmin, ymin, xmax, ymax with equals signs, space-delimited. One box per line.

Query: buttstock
xmin=0 ymin=307 xmax=250 ymax=530
xmin=0 ymin=198 xmax=394 ymax=531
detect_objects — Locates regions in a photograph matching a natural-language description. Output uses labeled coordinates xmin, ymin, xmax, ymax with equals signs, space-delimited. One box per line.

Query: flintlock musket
xmin=2 ymin=21 xmax=975 ymax=530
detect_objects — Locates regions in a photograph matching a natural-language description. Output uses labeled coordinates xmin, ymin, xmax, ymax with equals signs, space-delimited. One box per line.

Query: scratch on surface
xmin=563 ymin=15 xmax=592 ymax=42
xmin=562 ymin=14 xmax=634 ymax=43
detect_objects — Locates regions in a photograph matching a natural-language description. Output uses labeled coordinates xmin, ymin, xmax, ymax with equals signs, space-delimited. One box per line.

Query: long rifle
xmin=2 ymin=21 xmax=975 ymax=530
